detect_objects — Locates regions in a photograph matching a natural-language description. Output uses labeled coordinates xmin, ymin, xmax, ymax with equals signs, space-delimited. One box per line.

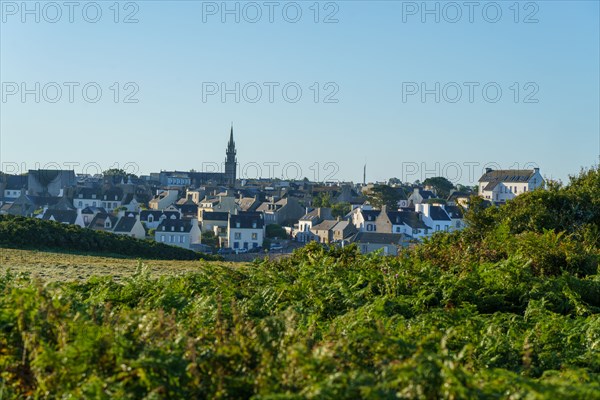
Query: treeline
xmin=0 ymin=215 xmax=219 ymax=261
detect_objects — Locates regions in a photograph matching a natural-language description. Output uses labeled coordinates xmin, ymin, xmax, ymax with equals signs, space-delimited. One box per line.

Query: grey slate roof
xmin=230 ymin=212 xmax=264 ymax=229
xmin=88 ymin=213 xmax=119 ymax=230
xmin=113 ymin=216 xmax=140 ymax=233
xmin=311 ymin=220 xmax=339 ymax=231
xmin=386 ymin=210 xmax=430 ymax=229
xmin=479 ymin=169 xmax=536 ymax=184
xmin=444 ymin=205 xmax=464 ymax=219
xmin=157 ymin=219 xmax=195 ymax=233
xmin=5 ymin=175 xmax=28 ymax=190
xmin=202 ymin=210 xmax=229 ymax=221
xmin=350 ymin=232 xmax=406 ymax=245
xmin=429 ymin=206 xmax=451 ymax=221
xmin=42 ymin=209 xmax=78 ymax=224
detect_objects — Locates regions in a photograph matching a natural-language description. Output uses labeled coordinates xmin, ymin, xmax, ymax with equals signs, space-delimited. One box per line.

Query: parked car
xmin=217 ymin=247 xmax=234 ymax=255
xmin=247 ymin=246 xmax=263 ymax=253
xmin=235 ymin=248 xmax=248 ymax=254
xmin=270 ymin=243 xmax=283 ymax=252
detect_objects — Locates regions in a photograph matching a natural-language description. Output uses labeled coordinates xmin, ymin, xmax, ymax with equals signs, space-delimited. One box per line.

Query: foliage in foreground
xmin=0 ymin=167 xmax=599 ymax=399
xmin=0 ymin=215 xmax=220 ymax=261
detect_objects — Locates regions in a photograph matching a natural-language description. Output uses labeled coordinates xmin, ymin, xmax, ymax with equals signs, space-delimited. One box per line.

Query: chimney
xmin=534 ymin=167 xmax=539 ymax=173
xmin=422 ymin=203 xmax=431 ymax=218
xmin=485 ymin=168 xmax=493 ymax=174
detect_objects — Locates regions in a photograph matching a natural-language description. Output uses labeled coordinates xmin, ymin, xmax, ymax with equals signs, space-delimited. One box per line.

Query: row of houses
xmin=0 ymin=167 xmax=545 ymax=255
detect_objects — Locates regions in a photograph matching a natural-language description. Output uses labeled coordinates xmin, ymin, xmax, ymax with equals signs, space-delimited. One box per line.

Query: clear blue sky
xmin=1 ymin=0 xmax=599 ymax=184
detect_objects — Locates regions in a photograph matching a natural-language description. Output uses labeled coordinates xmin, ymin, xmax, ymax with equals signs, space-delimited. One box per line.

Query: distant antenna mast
xmin=363 ymin=164 xmax=366 ymax=185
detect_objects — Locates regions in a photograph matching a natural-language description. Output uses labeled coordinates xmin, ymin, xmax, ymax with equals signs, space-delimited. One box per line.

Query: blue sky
xmin=1 ymin=0 xmax=599 ymax=184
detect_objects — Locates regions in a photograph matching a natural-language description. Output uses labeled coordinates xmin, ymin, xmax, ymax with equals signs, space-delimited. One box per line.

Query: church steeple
xmin=227 ymin=124 xmax=236 ymax=155
xmin=225 ymin=124 xmax=237 ymax=187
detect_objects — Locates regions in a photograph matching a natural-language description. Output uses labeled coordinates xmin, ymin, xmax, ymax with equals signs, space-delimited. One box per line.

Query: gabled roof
xmin=300 ymin=207 xmax=333 ymax=222
xmin=429 ymin=206 xmax=451 ymax=221
xmin=88 ymin=213 xmax=118 ymax=230
xmin=201 ymin=210 xmax=229 ymax=221
xmin=311 ymin=220 xmax=338 ymax=232
xmin=237 ymin=196 xmax=261 ymax=212
xmin=102 ymin=187 xmax=124 ymax=201
xmin=361 ymin=210 xmax=380 ymax=222
xmin=157 ymin=219 xmax=196 ymax=233
xmin=5 ymin=175 xmax=28 ymax=190
xmin=444 ymin=205 xmax=464 ymax=219
xmin=81 ymin=206 xmax=107 ymax=214
xmin=230 ymin=212 xmax=264 ymax=229
xmin=113 ymin=216 xmax=141 ymax=233
xmin=140 ymin=210 xmax=180 ymax=221
xmin=42 ymin=209 xmax=78 ymax=224
xmin=75 ymin=187 xmax=102 ymax=199
xmin=350 ymin=232 xmax=406 ymax=245
xmin=420 ymin=190 xmax=436 ymax=200
xmin=479 ymin=169 xmax=537 ymax=183
xmin=387 ymin=210 xmax=430 ymax=230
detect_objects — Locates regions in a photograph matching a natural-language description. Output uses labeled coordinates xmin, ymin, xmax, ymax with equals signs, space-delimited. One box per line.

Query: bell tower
xmin=225 ymin=124 xmax=237 ymax=186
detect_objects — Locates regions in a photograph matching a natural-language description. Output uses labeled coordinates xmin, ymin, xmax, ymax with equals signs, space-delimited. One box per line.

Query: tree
xmin=366 ymin=185 xmax=402 ymax=209
xmin=312 ymin=192 xmax=332 ymax=208
xmin=266 ymin=224 xmax=287 ymax=239
xmin=422 ymin=177 xmax=455 ymax=198
xmin=201 ymin=231 xmax=218 ymax=248
xmin=103 ymin=168 xmax=138 ymax=181
xmin=331 ymin=202 xmax=350 ymax=219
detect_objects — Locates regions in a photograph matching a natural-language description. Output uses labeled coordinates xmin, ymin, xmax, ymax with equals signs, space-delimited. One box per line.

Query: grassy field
xmin=0 ymin=247 xmax=240 ymax=281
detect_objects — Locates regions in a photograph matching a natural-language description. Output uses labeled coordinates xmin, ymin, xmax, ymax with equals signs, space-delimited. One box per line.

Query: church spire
xmin=225 ymin=124 xmax=237 ymax=187
xmin=227 ymin=123 xmax=235 ymax=151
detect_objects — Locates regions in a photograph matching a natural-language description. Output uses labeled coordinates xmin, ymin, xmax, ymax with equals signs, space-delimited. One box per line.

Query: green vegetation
xmin=366 ymin=185 xmax=403 ymax=209
xmin=266 ymin=224 xmax=288 ymax=239
xmin=0 ymin=216 xmax=219 ymax=261
xmin=0 ymin=168 xmax=599 ymax=398
xmin=422 ymin=177 xmax=455 ymax=198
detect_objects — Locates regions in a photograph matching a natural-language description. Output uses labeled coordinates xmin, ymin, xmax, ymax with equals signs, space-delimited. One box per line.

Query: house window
xmin=182 ymin=236 xmax=186 ymax=243
xmin=395 ymin=227 xmax=401 ymax=233
xmin=436 ymin=225 xmax=440 ymax=231
xmin=170 ymin=235 xmax=174 ymax=242
xmin=236 ymin=222 xmax=241 ymax=228
xmin=252 ymin=222 xmax=257 ymax=228
xmin=234 ymin=232 xmax=241 ymax=240
xmin=252 ymin=233 xmax=257 ymax=240
xmin=161 ymin=235 xmax=165 ymax=242
xmin=148 ymin=215 xmax=154 ymax=223
xmin=78 ymin=201 xmax=82 ymax=207
xmin=233 ymin=241 xmax=239 ymax=248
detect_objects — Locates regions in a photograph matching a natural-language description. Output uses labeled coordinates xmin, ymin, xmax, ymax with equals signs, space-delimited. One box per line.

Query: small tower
xmin=225 ymin=124 xmax=237 ymax=187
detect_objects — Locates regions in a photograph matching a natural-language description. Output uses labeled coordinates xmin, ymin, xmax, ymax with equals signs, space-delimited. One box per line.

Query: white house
xmin=349 ymin=206 xmax=380 ymax=232
xmin=377 ymin=208 xmax=431 ymax=239
xmin=415 ymin=203 xmax=452 ymax=234
xmin=149 ymin=189 xmax=179 ymax=210
xmin=296 ymin=207 xmax=332 ymax=242
xmin=155 ymin=218 xmax=201 ymax=250
xmin=73 ymin=188 xmax=103 ymax=209
xmin=112 ymin=216 xmax=146 ymax=239
xmin=101 ymin=188 xmax=124 ymax=212
xmin=479 ymin=168 xmax=544 ymax=204
xmin=228 ymin=212 xmax=265 ymax=250
xmin=140 ymin=210 xmax=181 ymax=230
